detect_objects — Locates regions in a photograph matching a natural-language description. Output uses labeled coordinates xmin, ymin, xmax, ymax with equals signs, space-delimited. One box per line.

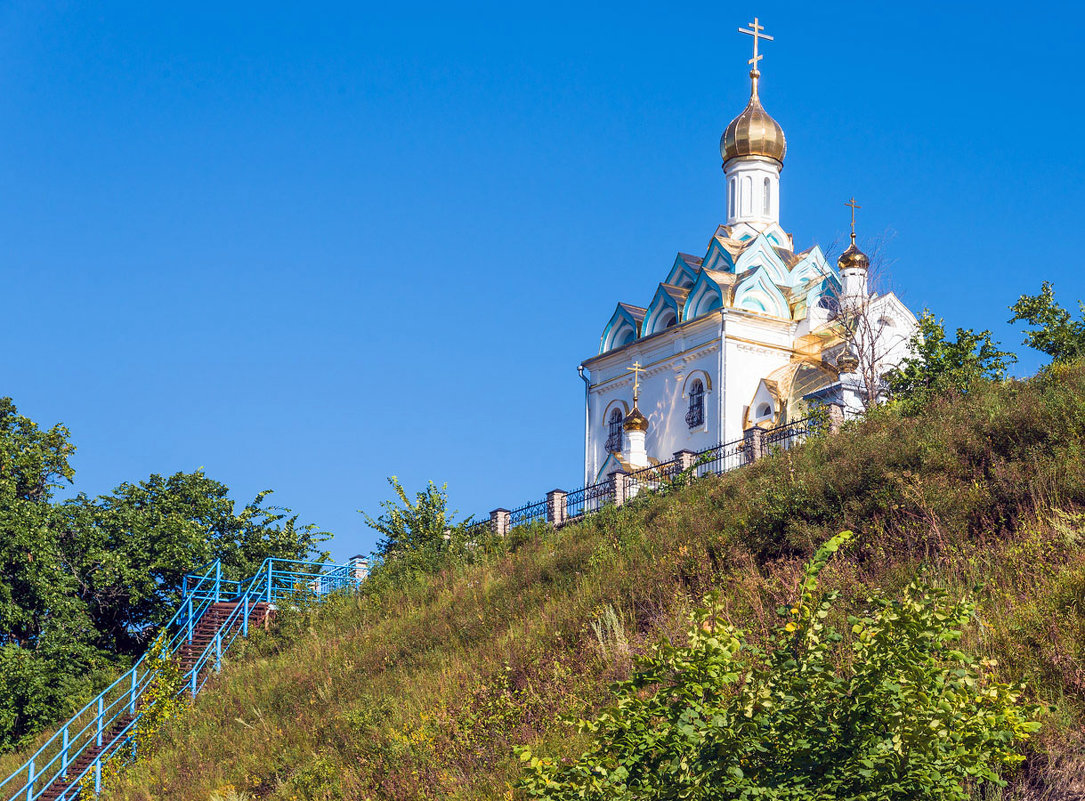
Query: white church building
xmin=578 ymin=20 xmax=917 ymax=486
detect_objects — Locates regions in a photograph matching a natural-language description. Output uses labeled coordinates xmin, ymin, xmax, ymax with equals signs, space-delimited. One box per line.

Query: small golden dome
xmin=837 ymin=240 xmax=869 ymax=272
xmin=721 ymin=72 xmax=786 ymax=168
xmin=836 ymin=349 xmax=859 ymax=373
xmin=623 ymin=406 xmax=649 ymax=432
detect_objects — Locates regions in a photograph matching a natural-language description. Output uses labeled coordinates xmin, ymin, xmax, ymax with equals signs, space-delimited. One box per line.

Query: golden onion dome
xmin=836 ymin=349 xmax=859 ymax=374
xmin=623 ymin=406 xmax=649 ymax=432
xmin=721 ymin=71 xmax=786 ymax=168
xmin=837 ymin=239 xmax=870 ymax=272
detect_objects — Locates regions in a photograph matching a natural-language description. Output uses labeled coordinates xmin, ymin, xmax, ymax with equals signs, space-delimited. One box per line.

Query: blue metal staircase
xmin=0 ymin=556 xmax=367 ymax=801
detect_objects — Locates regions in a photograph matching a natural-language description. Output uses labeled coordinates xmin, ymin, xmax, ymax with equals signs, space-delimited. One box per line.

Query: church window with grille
xmin=685 ymin=379 xmax=705 ymax=428
xmin=605 ymin=408 xmax=624 ymax=453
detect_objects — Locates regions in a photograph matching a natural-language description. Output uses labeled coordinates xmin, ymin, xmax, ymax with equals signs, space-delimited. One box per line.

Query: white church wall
xmin=583 ymin=313 xmax=723 ymax=485
xmin=721 ymin=311 xmax=796 ymax=442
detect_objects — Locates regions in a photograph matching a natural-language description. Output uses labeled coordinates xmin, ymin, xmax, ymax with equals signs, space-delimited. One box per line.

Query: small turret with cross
xmin=838 ymin=197 xmax=870 ymax=298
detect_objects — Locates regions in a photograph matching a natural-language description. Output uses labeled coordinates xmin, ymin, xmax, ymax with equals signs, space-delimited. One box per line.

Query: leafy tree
xmin=885 ymin=310 xmax=1016 ymax=414
xmin=361 ymin=476 xmax=464 ymax=560
xmin=0 ymin=396 xmax=330 ymax=749
xmin=1009 ymin=282 xmax=1085 ymax=364
xmin=58 ymin=472 xmax=330 ymax=654
xmin=518 ymin=531 xmax=1041 ymax=801
xmin=0 ymin=398 xmax=107 ymax=749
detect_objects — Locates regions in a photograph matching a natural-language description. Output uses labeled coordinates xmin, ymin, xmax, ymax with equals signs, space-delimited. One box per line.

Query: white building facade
xmin=579 ymin=26 xmax=917 ymax=486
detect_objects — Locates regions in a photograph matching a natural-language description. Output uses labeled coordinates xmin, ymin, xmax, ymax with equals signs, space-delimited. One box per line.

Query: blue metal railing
xmin=0 ymin=556 xmax=367 ymax=801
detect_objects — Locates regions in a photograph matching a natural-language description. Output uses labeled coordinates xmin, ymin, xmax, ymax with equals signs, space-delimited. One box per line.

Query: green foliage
xmin=132 ymin=635 xmax=188 ymax=757
xmin=0 ymin=396 xmax=328 ymax=751
xmin=518 ymin=531 xmax=1042 ymax=801
xmin=60 ymin=473 xmax=329 ymax=654
xmin=0 ymin=398 xmax=109 ymax=750
xmin=361 ymin=476 xmax=469 ymax=562
xmin=885 ymin=310 xmax=1016 ymax=415
xmin=31 ymin=366 xmax=1085 ymax=800
xmin=1009 ymin=282 xmax=1085 ymax=364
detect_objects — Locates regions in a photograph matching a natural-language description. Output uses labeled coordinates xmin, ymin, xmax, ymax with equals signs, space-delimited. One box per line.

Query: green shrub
xmin=518 ymin=532 xmax=1042 ymax=801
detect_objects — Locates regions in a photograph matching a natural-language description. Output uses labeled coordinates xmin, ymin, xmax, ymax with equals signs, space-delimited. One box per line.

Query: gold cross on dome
xmin=845 ymin=197 xmax=861 ymax=242
xmin=626 ymin=361 xmax=646 ymax=404
xmin=739 ymin=17 xmax=773 ymax=70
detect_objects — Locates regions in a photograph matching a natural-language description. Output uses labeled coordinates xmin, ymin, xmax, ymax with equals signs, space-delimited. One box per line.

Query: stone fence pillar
xmin=827 ymin=403 xmax=845 ymax=435
xmin=546 ymin=490 xmax=568 ymax=527
xmin=609 ymin=471 xmax=629 ymax=506
xmin=744 ymin=426 xmax=766 ymax=464
xmin=673 ymin=449 xmax=697 ymax=472
xmin=348 ymin=554 xmax=369 ymax=584
xmin=490 ymin=508 xmax=511 ymax=537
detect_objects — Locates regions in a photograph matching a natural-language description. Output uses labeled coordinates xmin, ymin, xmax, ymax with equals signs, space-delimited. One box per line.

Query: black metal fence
xmin=509 ymin=498 xmax=548 ymax=528
xmin=491 ymin=417 xmax=814 ymax=533
xmin=566 ymin=479 xmax=614 ymax=519
xmin=691 ymin=436 xmax=748 ymax=477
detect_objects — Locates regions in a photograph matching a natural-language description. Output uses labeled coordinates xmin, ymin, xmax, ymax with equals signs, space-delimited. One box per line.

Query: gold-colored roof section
xmin=721 ymin=18 xmax=785 ymax=168
xmin=838 ymin=198 xmax=869 ymax=271
xmin=623 ymin=406 xmax=649 ymax=432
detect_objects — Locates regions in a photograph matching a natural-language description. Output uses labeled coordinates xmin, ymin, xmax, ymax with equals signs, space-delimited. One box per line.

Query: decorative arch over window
xmin=643 ymin=283 xmax=689 ymax=336
xmin=684 ymin=272 xmax=729 ymax=322
xmin=686 ymin=379 xmax=705 ymax=428
xmin=682 ymin=370 xmax=712 ymax=429
xmin=600 ymin=303 xmax=646 ymax=353
xmin=605 ymin=408 xmax=624 ymax=453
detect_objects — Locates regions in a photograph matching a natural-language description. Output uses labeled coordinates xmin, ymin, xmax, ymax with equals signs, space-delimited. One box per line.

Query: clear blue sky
xmin=2 ymin=1 xmax=1082 ymax=561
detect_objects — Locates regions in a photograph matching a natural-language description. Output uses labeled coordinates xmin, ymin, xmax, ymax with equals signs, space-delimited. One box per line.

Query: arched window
xmin=685 ymin=379 xmax=705 ymax=428
xmin=729 ymin=179 xmax=736 ymax=218
xmin=605 ymin=409 xmax=624 ymax=453
xmin=757 ymin=402 xmax=772 ymax=419
xmin=763 ymin=177 xmax=771 ymax=215
xmin=742 ymin=176 xmax=752 ymax=215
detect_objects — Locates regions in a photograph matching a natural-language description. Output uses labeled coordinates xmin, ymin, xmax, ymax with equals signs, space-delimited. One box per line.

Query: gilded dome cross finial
xmin=738 ymin=17 xmax=774 ymax=97
xmin=845 ymin=197 xmax=861 ymax=244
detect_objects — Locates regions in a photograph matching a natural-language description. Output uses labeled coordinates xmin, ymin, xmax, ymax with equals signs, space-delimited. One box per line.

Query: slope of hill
xmin=103 ymin=367 xmax=1085 ymax=800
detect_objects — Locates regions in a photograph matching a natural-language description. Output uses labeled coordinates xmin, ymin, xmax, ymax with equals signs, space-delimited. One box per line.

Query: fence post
xmin=490 ymin=508 xmax=510 ymax=537
xmin=26 ymin=758 xmax=33 ymax=801
xmin=827 ymin=402 xmax=845 ymax=435
xmin=95 ymin=760 xmax=102 ymax=794
xmin=97 ymin=697 xmax=103 ymax=747
xmin=62 ymin=724 xmax=69 ymax=778
xmin=215 ymin=561 xmax=222 ymax=603
xmin=744 ymin=427 xmax=765 ymax=464
xmin=243 ymin=594 xmax=250 ymax=637
xmin=546 ymin=490 xmax=568 ymax=527
xmin=349 ymin=554 xmax=369 ymax=585
xmin=129 ymin=669 xmax=137 ymax=716
xmin=265 ymin=561 xmax=273 ymax=604
xmin=187 ymin=597 xmax=193 ymax=643
xmin=190 ymin=667 xmax=197 ymax=699
xmin=673 ymin=449 xmax=697 ymax=472
xmin=215 ymin=632 xmax=222 ymax=673
xmin=610 ymin=471 xmax=629 ymax=506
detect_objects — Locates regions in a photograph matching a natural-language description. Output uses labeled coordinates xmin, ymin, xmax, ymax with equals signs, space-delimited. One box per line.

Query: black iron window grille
xmin=605 ymin=408 xmax=623 ymax=453
xmin=685 ymin=379 xmax=705 ymax=428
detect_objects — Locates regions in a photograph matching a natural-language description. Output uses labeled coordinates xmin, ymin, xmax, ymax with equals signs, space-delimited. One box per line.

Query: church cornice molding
xmin=589 ymin=340 xmax=721 ymax=392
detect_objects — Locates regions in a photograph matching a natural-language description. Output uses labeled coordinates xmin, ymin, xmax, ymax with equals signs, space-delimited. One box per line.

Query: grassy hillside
xmin=103 ymin=366 xmax=1085 ymax=800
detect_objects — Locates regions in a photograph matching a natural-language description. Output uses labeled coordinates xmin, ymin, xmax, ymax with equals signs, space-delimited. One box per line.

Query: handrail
xmin=1 ymin=556 xmax=365 ymax=801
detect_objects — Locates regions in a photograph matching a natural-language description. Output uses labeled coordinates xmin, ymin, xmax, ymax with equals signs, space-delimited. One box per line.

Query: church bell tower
xmin=721 ymin=18 xmax=786 ymax=230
